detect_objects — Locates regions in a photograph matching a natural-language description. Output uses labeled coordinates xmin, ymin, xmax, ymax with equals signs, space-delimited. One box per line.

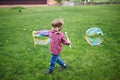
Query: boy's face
xmin=52 ymin=27 xmax=61 ymax=32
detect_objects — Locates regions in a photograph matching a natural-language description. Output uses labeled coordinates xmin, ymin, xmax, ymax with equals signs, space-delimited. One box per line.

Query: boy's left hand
xmin=68 ymin=41 xmax=72 ymax=45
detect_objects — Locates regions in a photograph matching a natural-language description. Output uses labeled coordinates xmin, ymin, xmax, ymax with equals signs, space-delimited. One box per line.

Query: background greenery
xmin=0 ymin=4 xmax=120 ymax=80
xmin=66 ymin=0 xmax=120 ymax=2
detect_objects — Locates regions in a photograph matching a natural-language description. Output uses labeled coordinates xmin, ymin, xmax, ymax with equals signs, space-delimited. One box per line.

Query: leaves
xmin=10 ymin=6 xmax=25 ymax=12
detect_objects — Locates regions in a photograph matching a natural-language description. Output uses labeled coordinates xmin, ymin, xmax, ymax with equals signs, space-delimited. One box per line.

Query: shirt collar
xmin=51 ymin=30 xmax=61 ymax=34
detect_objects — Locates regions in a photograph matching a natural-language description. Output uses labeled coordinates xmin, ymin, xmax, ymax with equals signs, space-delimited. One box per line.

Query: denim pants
xmin=49 ymin=54 xmax=64 ymax=71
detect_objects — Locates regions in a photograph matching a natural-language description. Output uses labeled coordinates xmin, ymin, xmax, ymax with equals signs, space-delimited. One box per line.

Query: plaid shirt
xmin=49 ymin=30 xmax=69 ymax=55
xmin=38 ymin=30 xmax=69 ymax=55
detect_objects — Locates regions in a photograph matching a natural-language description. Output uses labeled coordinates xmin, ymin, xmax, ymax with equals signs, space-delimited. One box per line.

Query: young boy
xmin=35 ymin=19 xmax=71 ymax=74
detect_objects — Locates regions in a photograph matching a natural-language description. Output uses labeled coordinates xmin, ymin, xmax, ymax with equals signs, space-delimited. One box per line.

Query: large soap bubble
xmin=85 ymin=27 xmax=103 ymax=46
xmin=32 ymin=30 xmax=49 ymax=47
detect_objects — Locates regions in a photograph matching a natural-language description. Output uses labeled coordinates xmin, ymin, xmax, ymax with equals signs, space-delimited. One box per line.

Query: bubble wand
xmin=65 ymin=32 xmax=71 ymax=48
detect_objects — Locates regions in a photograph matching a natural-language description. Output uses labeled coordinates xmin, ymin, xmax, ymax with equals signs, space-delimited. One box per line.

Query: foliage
xmin=66 ymin=0 xmax=120 ymax=2
xmin=10 ymin=6 xmax=25 ymax=12
xmin=55 ymin=0 xmax=61 ymax=3
xmin=0 ymin=5 xmax=120 ymax=80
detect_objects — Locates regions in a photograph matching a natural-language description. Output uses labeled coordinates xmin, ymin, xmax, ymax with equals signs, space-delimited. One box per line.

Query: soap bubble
xmin=32 ymin=30 xmax=49 ymax=46
xmin=85 ymin=27 xmax=103 ymax=46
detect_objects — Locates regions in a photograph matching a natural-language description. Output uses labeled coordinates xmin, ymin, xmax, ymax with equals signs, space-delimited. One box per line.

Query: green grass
xmin=0 ymin=5 xmax=120 ymax=80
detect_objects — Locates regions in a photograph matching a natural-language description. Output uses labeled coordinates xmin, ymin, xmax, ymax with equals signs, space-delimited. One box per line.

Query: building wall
xmin=0 ymin=0 xmax=47 ymax=5
xmin=0 ymin=0 xmax=57 ymax=6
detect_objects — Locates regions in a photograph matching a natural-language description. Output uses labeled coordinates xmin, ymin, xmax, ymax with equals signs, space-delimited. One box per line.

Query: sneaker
xmin=60 ymin=64 xmax=67 ymax=71
xmin=44 ymin=70 xmax=53 ymax=74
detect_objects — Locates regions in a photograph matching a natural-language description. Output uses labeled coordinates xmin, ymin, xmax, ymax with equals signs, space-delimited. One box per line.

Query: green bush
xmin=10 ymin=6 xmax=25 ymax=12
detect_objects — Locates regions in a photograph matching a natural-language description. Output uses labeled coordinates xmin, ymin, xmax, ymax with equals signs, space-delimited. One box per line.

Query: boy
xmin=35 ymin=19 xmax=71 ymax=74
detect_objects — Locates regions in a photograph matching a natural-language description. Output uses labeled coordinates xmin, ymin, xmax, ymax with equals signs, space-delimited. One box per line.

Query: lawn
xmin=0 ymin=5 xmax=120 ymax=80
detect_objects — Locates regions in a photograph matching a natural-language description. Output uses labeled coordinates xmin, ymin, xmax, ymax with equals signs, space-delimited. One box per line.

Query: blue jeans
xmin=49 ymin=54 xmax=65 ymax=71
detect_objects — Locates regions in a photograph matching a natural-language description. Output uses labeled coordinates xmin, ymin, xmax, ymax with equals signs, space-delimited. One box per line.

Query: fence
xmin=62 ymin=0 xmax=120 ymax=6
